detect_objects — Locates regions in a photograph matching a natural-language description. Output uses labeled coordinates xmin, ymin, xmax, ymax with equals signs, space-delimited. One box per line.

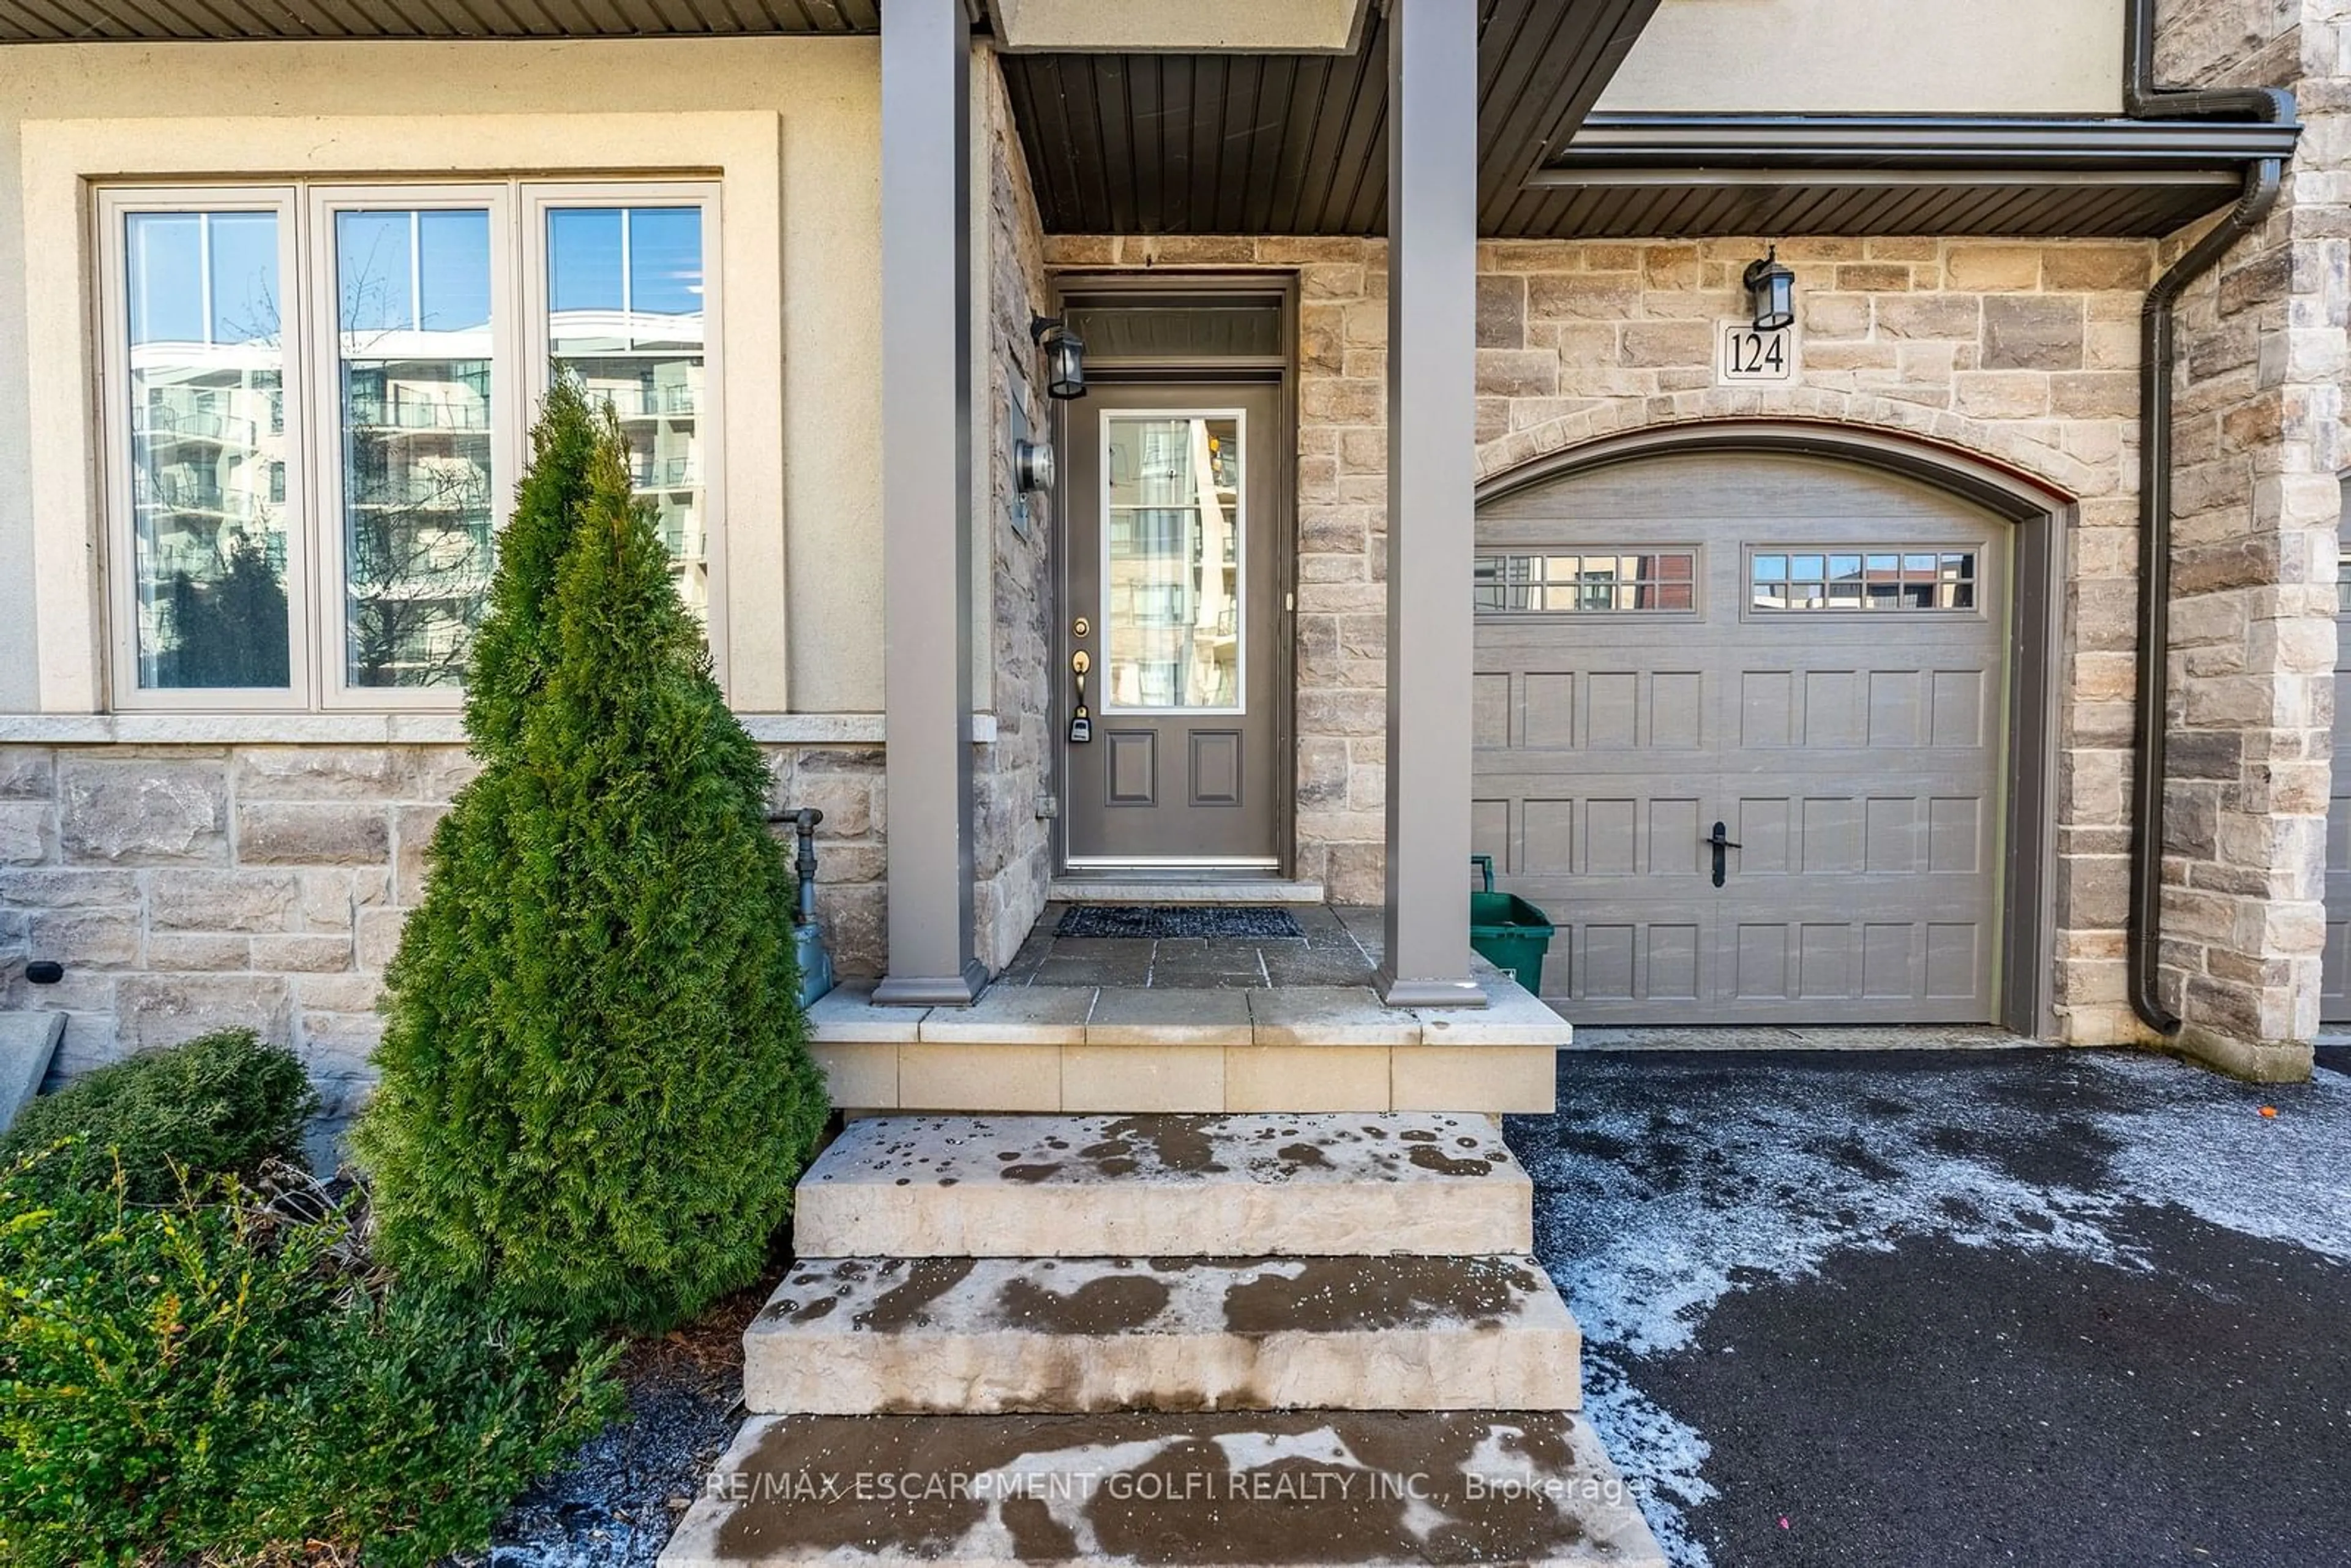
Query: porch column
xmin=875 ymin=0 xmax=987 ymax=1005
xmin=1378 ymin=0 xmax=1484 ymax=1008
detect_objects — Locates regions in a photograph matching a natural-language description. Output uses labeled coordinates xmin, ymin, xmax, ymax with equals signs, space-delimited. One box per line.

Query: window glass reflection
xmin=124 ymin=210 xmax=293 ymax=689
xmin=336 ymin=207 xmax=495 ymax=688
xmin=1750 ymin=548 xmax=1977 ymax=610
xmin=1104 ymin=415 xmax=1242 ymax=709
xmin=1472 ymin=550 xmax=1696 ymax=612
xmin=547 ymin=206 xmax=710 ymax=620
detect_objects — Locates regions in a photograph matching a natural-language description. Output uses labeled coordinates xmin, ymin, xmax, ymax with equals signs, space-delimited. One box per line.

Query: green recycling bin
xmin=1469 ymin=855 xmax=1555 ymax=995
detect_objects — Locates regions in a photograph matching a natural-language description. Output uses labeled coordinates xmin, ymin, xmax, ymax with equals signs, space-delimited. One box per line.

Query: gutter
xmin=2123 ymin=0 xmax=2297 ymax=1035
xmin=1543 ymin=113 xmax=2298 ymax=171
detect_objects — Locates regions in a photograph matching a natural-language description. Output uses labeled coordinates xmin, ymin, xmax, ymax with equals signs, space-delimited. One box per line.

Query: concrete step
xmin=744 ymin=1254 xmax=1580 ymax=1415
xmin=660 ymin=1409 xmax=1663 ymax=1568
xmin=792 ymin=1113 xmax=1534 ymax=1259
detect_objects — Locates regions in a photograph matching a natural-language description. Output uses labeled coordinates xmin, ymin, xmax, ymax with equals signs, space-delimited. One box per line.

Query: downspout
xmin=2123 ymin=0 xmax=2295 ymax=1034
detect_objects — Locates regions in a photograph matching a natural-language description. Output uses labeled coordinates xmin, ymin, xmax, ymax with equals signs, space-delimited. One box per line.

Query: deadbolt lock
xmin=1072 ymin=616 xmax=1092 ymax=639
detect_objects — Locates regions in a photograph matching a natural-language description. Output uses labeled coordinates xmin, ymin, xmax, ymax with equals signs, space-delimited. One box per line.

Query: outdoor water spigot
xmin=790 ymin=808 xmax=823 ymax=925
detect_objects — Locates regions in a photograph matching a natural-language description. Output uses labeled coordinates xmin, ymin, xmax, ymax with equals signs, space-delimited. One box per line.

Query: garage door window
xmin=1474 ymin=550 xmax=1697 ymax=612
xmin=1749 ymin=549 xmax=1976 ymax=612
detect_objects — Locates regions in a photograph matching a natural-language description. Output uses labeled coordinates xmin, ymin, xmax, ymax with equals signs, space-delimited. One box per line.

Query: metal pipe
xmin=2123 ymin=0 xmax=2295 ymax=1034
xmin=792 ymin=808 xmax=823 ymax=926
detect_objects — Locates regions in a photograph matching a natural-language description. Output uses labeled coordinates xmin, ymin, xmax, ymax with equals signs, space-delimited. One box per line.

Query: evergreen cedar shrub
xmin=0 ymin=1028 xmax=315 ymax=1203
xmin=0 ymin=1150 xmax=622 ymax=1568
xmin=354 ymin=377 xmax=829 ymax=1332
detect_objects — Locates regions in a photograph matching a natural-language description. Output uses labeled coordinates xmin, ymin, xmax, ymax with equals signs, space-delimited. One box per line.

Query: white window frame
xmin=523 ymin=182 xmax=727 ymax=685
xmin=94 ymin=176 xmax=724 ymax=712
xmin=309 ymin=182 xmax=522 ymax=710
xmin=97 ymin=185 xmax=315 ymax=711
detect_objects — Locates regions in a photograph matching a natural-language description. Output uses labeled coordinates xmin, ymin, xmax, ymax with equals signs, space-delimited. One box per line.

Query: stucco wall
xmin=1596 ymin=0 xmax=2128 ymax=116
xmin=0 ymin=37 xmax=913 ymax=1093
xmin=1045 ymin=231 xmax=2161 ymax=1045
xmin=0 ymin=36 xmax=883 ymax=716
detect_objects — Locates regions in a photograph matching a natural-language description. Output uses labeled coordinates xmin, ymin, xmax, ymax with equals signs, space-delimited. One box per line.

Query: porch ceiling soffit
xmin=1517 ymin=113 xmax=2305 ymax=239
xmin=0 ymin=0 xmax=879 ymax=42
xmin=997 ymin=0 xmax=1662 ymax=236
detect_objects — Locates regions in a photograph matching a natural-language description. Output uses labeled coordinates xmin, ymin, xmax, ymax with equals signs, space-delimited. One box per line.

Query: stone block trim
xmin=1046 ymin=233 xmax=2157 ymax=1043
xmin=970 ymin=46 xmax=1056 ymax=976
xmin=2145 ymin=0 xmax=2350 ymax=1073
xmin=0 ymin=740 xmax=888 ymax=1105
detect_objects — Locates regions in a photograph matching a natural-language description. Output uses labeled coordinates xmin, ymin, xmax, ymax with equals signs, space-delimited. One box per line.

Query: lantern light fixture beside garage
xmin=1743 ymin=247 xmax=1797 ymax=333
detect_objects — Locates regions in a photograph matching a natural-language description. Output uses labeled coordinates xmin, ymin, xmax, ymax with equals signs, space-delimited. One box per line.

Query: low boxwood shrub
xmin=0 ymin=1149 xmax=622 ymax=1568
xmin=0 ymin=1028 xmax=315 ymax=1202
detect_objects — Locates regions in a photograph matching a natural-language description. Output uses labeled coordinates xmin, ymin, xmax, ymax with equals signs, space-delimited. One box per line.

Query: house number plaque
xmin=1718 ymin=319 xmax=1796 ymax=385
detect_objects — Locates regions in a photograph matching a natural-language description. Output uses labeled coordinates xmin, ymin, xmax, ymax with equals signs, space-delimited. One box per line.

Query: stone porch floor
xmin=996 ymin=901 xmax=1384 ymax=989
xmin=803 ymin=904 xmax=1566 ymax=1116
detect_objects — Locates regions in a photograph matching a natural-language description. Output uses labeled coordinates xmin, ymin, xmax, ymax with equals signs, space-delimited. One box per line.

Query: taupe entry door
xmin=1474 ymin=451 xmax=2008 ymax=1024
xmin=1064 ymin=383 xmax=1283 ymax=868
xmin=2321 ymin=490 xmax=2351 ymax=1020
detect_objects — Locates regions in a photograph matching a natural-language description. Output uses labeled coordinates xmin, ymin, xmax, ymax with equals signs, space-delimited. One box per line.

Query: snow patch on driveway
xmin=1512 ymin=1049 xmax=2351 ymax=1566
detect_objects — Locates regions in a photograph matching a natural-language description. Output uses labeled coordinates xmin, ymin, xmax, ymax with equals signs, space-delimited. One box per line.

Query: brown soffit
xmin=999 ymin=0 xmax=1662 ymax=236
xmin=0 ymin=0 xmax=880 ymax=42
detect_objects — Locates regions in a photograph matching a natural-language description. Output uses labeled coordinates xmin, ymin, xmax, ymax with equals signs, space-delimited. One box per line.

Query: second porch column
xmin=1378 ymin=0 xmax=1483 ymax=1008
xmin=875 ymin=0 xmax=986 ymax=1005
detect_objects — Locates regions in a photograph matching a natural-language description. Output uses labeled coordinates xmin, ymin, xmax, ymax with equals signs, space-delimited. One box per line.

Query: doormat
xmin=1056 ymin=905 xmax=1304 ymax=940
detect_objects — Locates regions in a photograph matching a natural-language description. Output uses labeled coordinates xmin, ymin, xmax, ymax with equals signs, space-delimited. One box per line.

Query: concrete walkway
xmin=1508 ymin=1049 xmax=2351 ymax=1568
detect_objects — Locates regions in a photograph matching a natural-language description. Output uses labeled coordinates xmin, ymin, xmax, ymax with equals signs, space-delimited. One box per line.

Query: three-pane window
xmin=99 ymin=181 xmax=720 ymax=708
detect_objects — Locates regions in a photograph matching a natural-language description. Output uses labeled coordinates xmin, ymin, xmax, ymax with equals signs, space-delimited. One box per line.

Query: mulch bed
xmin=448 ymin=1256 xmax=791 ymax=1568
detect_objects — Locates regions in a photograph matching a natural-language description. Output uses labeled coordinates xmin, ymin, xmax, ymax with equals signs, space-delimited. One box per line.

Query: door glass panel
xmin=124 ymin=209 xmax=294 ymax=689
xmin=547 ymin=206 xmax=709 ymax=621
xmin=1103 ymin=413 xmax=1242 ymax=711
xmin=336 ymin=206 xmax=496 ymax=688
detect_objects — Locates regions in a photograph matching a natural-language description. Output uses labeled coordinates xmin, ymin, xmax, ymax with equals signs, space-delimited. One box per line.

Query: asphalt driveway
xmin=1507 ymin=1048 xmax=2351 ymax=1568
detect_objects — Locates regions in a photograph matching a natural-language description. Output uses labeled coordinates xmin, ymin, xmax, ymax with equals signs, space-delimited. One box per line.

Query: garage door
xmin=2322 ymin=489 xmax=2351 ymax=1021
xmin=1474 ymin=450 xmax=2008 ymax=1024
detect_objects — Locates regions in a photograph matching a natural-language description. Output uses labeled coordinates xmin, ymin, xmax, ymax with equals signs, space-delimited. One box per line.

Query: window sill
xmin=0 ymin=712 xmax=998 ymax=746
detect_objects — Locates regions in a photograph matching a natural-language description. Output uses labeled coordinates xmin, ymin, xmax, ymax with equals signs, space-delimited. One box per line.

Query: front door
xmin=1063 ymin=383 xmax=1284 ymax=869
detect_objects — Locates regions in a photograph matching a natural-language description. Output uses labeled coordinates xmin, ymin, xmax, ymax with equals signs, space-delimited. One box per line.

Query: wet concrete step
xmin=659 ymin=1409 xmax=1663 ymax=1568
xmin=744 ymin=1253 xmax=1581 ymax=1416
xmin=792 ymin=1113 xmax=1534 ymax=1259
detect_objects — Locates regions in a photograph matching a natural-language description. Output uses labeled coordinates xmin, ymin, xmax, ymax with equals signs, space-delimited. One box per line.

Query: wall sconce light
xmin=1013 ymin=437 xmax=1056 ymax=495
xmin=1743 ymin=247 xmax=1796 ymax=332
xmin=1031 ymin=314 xmax=1088 ymax=400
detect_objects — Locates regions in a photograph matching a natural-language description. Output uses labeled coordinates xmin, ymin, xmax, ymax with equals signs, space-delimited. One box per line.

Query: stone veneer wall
xmin=1043 ymin=231 xmax=2165 ymax=1045
xmin=2143 ymin=0 xmax=2349 ymax=1076
xmin=970 ymin=47 xmax=1057 ymax=973
xmin=0 ymin=742 xmax=887 ymax=1111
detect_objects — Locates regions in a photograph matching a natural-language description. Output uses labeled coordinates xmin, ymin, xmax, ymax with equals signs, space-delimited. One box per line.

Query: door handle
xmin=1068 ymin=647 xmax=1093 ymax=744
xmin=1704 ymin=820 xmax=1741 ymax=888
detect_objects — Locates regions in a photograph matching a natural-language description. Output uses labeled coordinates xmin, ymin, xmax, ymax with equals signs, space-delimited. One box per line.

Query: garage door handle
xmin=1705 ymin=821 xmax=1741 ymax=888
